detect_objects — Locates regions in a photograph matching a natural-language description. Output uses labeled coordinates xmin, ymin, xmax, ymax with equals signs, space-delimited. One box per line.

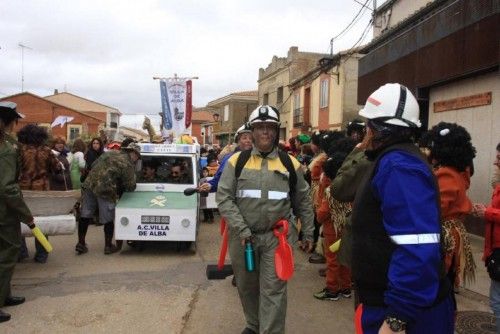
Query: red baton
xmin=217 ymin=218 xmax=229 ymax=270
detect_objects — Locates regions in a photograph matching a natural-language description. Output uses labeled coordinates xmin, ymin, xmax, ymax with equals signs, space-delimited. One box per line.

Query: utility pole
xmin=18 ymin=43 xmax=33 ymax=92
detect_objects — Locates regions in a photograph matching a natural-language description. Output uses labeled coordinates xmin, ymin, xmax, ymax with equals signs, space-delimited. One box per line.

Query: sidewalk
xmin=454 ymin=234 xmax=497 ymax=334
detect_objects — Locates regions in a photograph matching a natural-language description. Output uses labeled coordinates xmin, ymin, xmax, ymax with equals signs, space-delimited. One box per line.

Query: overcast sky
xmin=0 ymin=0 xmax=375 ymax=127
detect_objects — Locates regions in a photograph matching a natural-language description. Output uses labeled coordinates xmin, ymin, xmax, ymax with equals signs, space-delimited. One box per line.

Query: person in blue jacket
xmin=198 ymin=123 xmax=253 ymax=193
xmin=352 ymin=83 xmax=454 ymax=334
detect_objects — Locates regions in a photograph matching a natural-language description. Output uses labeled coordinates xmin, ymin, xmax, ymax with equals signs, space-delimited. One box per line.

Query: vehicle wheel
xmin=177 ymin=241 xmax=196 ymax=254
xmin=188 ymin=241 xmax=197 ymax=254
xmin=127 ymin=241 xmax=145 ymax=251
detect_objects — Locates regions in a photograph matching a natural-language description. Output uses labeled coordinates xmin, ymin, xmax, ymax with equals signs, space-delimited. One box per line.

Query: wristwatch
xmin=385 ymin=316 xmax=407 ymax=332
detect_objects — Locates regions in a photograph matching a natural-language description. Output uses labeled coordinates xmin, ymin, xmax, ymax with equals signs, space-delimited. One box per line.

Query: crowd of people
xmin=0 ymin=82 xmax=499 ymax=333
xmin=209 ymin=84 xmax=498 ymax=334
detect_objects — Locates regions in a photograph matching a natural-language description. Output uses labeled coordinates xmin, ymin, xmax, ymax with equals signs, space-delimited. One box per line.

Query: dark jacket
xmin=351 ymin=143 xmax=449 ymax=324
xmin=50 ymin=150 xmax=73 ymax=191
xmin=83 ymin=151 xmax=137 ymax=203
xmin=0 ymin=134 xmax=33 ymax=224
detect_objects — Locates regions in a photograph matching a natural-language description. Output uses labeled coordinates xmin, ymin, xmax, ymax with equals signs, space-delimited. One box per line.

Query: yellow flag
xmin=32 ymin=227 xmax=53 ymax=253
xmin=329 ymin=239 xmax=341 ymax=253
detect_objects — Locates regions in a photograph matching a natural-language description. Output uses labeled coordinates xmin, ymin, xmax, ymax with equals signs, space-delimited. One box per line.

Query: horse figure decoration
xmin=142 ymin=116 xmax=164 ymax=143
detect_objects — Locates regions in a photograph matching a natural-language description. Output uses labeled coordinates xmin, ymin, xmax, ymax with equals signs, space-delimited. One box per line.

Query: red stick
xmin=220 ymin=217 xmax=226 ymax=236
xmin=218 ymin=225 xmax=229 ymax=270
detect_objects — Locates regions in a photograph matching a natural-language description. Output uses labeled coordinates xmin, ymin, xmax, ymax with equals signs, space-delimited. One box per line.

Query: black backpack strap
xmin=278 ymin=150 xmax=297 ymax=195
xmin=236 ymin=149 xmax=297 ymax=195
xmin=235 ymin=149 xmax=252 ymax=179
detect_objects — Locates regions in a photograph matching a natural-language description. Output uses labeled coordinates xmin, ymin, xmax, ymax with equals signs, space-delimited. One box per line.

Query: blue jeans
xmin=19 ymin=236 xmax=49 ymax=262
xmin=490 ymin=279 xmax=500 ymax=331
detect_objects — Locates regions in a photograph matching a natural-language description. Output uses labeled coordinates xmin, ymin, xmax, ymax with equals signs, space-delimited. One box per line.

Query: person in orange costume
xmin=427 ymin=122 xmax=476 ymax=288
xmin=307 ymin=131 xmax=345 ymax=264
xmin=313 ymin=139 xmax=356 ymax=301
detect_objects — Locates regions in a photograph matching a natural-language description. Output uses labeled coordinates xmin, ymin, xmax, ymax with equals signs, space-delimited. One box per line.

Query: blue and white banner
xmin=159 ymin=79 xmax=192 ymax=137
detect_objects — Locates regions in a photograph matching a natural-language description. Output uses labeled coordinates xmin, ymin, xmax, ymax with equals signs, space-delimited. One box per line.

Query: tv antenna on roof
xmin=18 ymin=43 xmax=33 ymax=92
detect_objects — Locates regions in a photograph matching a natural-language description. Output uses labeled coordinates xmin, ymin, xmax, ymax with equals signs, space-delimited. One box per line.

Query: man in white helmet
xmin=199 ymin=123 xmax=253 ymax=193
xmin=351 ymin=84 xmax=454 ymax=333
xmin=216 ymin=105 xmax=314 ymax=334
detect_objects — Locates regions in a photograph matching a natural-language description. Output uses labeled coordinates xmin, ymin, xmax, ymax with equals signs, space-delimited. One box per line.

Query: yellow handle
xmin=32 ymin=227 xmax=53 ymax=253
xmin=329 ymin=239 xmax=341 ymax=253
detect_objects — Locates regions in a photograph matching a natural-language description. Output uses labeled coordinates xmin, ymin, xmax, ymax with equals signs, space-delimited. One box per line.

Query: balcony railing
xmin=293 ymin=107 xmax=304 ymax=128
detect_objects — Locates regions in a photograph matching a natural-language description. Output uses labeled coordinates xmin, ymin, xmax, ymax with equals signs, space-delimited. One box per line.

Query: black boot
xmin=0 ymin=310 xmax=11 ymax=323
xmin=104 ymin=222 xmax=119 ymax=255
xmin=76 ymin=217 xmax=90 ymax=254
xmin=4 ymin=296 xmax=25 ymax=306
xmin=78 ymin=217 xmax=90 ymax=244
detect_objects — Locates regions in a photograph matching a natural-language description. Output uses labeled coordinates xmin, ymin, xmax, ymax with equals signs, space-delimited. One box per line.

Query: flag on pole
xmin=160 ymin=80 xmax=173 ymax=130
xmin=185 ymin=80 xmax=192 ymax=129
xmin=51 ymin=115 xmax=74 ymax=128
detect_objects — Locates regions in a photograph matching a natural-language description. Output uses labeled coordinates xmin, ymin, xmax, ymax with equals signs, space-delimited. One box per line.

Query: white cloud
xmin=0 ymin=0 xmax=372 ymax=117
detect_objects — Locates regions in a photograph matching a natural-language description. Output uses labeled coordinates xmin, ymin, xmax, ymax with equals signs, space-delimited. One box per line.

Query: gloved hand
xmin=25 ymin=219 xmax=36 ymax=229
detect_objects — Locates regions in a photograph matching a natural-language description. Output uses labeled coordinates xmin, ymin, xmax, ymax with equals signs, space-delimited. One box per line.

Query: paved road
xmin=3 ymin=217 xmax=492 ymax=333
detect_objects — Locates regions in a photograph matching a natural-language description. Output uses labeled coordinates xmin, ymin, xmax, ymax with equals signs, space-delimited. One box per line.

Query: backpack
xmin=234 ymin=149 xmax=297 ymax=196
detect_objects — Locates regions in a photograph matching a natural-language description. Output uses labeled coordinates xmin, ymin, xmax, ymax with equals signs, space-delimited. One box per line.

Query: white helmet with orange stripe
xmin=359 ymin=83 xmax=421 ymax=128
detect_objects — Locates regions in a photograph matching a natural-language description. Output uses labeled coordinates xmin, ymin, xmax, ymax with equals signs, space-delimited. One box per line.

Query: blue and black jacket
xmin=351 ymin=143 xmax=450 ymax=324
xmin=207 ymin=148 xmax=240 ymax=193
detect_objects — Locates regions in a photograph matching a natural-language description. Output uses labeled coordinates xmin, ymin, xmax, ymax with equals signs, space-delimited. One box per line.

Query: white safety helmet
xmin=248 ymin=105 xmax=280 ymax=127
xmin=234 ymin=123 xmax=252 ymax=142
xmin=359 ymin=83 xmax=421 ymax=128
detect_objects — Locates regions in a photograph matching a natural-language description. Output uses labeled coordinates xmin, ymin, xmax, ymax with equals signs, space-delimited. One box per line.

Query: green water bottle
xmin=245 ymin=240 xmax=255 ymax=272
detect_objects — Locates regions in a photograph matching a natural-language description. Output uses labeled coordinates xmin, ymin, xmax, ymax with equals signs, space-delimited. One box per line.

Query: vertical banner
xmin=168 ymin=81 xmax=187 ymax=136
xmin=185 ymin=80 xmax=192 ymax=131
xmin=160 ymin=80 xmax=173 ymax=130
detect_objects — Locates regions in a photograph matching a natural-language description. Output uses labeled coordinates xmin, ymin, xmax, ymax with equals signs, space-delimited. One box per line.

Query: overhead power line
xmin=341 ymin=18 xmax=374 ymax=64
xmin=327 ymin=0 xmax=371 ymax=54
xmin=353 ymin=0 xmax=373 ymax=11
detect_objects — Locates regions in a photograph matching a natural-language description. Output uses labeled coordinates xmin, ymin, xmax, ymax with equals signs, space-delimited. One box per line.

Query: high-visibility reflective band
xmin=268 ymin=191 xmax=288 ymax=200
xmin=390 ymin=233 xmax=440 ymax=245
xmin=237 ymin=189 xmax=261 ymax=198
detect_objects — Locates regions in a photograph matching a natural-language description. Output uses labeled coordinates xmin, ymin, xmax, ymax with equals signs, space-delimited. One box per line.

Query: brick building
xmin=191 ymin=108 xmax=214 ymax=144
xmin=0 ymin=92 xmax=102 ymax=141
xmin=45 ymin=91 xmax=121 ymax=140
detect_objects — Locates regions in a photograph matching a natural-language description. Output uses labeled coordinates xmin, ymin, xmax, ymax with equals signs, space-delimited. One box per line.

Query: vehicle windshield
xmin=138 ymin=155 xmax=194 ymax=184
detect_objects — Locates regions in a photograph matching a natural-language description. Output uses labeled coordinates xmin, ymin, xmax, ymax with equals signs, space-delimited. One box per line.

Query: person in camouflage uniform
xmin=0 ymin=102 xmax=37 ymax=323
xmin=76 ymin=143 xmax=140 ymax=255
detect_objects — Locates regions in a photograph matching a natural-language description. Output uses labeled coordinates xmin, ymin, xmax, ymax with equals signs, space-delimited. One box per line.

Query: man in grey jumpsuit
xmin=217 ymin=105 xmax=314 ymax=334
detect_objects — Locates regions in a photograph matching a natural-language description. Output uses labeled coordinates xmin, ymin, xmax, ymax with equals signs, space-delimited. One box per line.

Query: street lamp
xmin=212 ymin=113 xmax=220 ymax=122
